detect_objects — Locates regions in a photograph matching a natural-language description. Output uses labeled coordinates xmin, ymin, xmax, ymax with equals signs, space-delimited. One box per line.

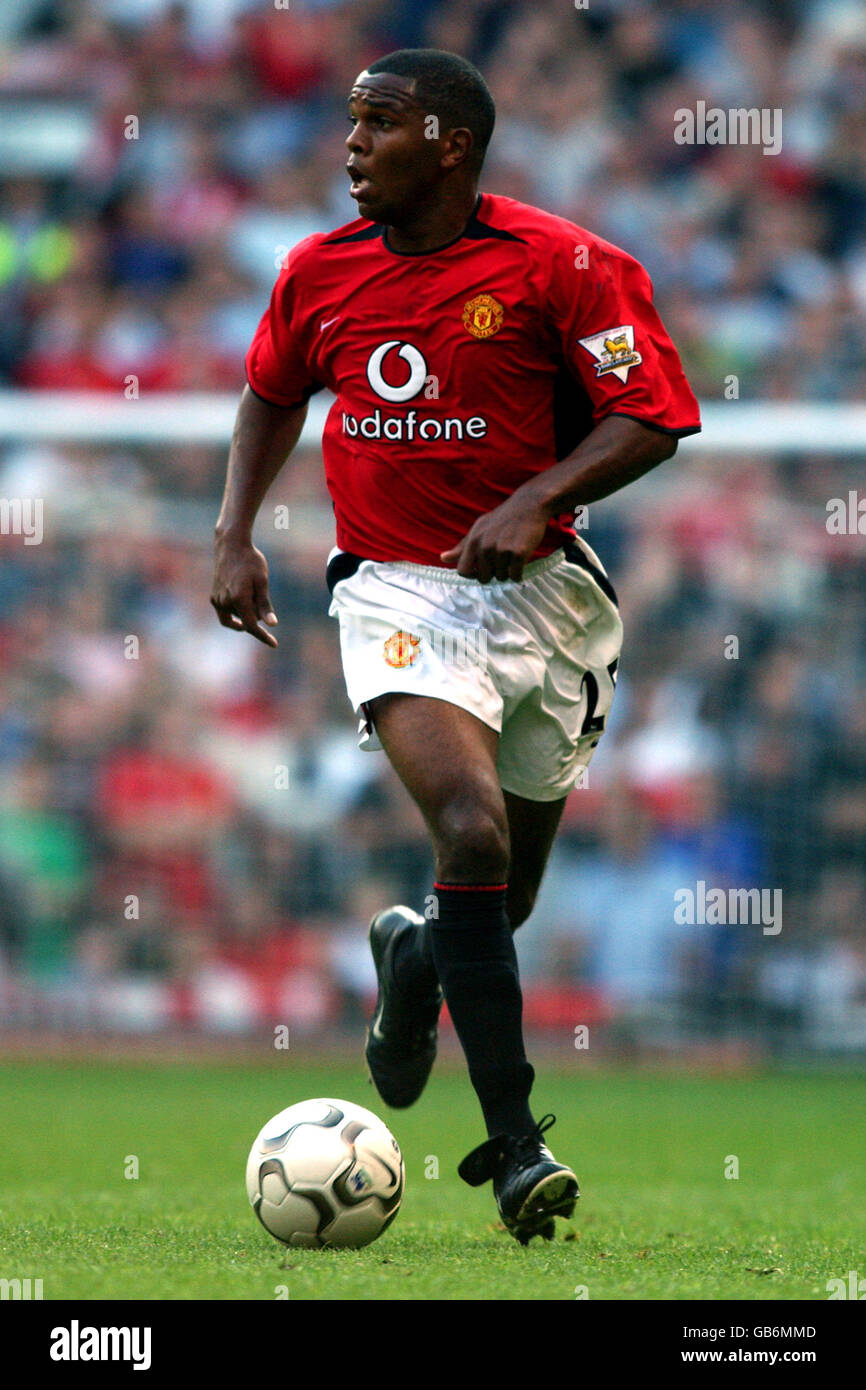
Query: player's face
xmin=346 ymin=72 xmax=443 ymax=224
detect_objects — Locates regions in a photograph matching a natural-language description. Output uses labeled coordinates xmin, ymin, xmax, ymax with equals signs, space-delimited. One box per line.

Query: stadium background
xmin=0 ymin=0 xmax=864 ymax=1059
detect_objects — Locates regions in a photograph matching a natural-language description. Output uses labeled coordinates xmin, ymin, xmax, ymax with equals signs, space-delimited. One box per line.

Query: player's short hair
xmin=365 ymin=49 xmax=495 ymax=173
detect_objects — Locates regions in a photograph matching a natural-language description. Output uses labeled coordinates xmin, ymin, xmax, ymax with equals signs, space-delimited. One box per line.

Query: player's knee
xmin=433 ymin=797 xmax=509 ymax=883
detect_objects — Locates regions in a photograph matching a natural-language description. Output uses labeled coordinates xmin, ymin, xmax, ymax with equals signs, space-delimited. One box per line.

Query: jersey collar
xmin=382 ymin=194 xmax=484 ymax=257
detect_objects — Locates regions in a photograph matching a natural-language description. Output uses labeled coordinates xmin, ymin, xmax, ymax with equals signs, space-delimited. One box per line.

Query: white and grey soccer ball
xmin=246 ymin=1098 xmax=405 ymax=1249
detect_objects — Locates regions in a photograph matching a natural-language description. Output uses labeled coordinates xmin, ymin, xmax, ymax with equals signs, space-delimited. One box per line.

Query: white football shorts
xmin=326 ymin=538 xmax=623 ymax=802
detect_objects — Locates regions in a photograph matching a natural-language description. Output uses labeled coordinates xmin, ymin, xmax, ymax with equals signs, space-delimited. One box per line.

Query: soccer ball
xmin=245 ymin=1097 xmax=405 ymax=1249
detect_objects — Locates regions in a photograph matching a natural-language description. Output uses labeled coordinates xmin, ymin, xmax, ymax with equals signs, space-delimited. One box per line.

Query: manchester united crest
xmin=462 ymin=293 xmax=504 ymax=340
xmin=383 ymin=630 xmax=421 ymax=668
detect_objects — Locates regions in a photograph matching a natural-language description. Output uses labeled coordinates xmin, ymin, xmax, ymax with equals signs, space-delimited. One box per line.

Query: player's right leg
xmin=363 ymin=691 xmax=508 ymax=1113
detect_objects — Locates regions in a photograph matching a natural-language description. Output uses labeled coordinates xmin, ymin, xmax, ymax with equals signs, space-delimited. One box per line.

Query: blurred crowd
xmin=1 ymin=0 xmax=866 ymax=399
xmin=0 ymin=0 xmax=865 ymax=1050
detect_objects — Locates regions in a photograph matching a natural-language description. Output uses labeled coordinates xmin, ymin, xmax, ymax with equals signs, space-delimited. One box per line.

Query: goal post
xmin=1 ymin=392 xmax=866 ymax=452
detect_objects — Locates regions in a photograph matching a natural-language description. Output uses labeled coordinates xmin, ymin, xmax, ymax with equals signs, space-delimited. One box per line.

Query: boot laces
xmin=509 ymin=1113 xmax=557 ymax=1167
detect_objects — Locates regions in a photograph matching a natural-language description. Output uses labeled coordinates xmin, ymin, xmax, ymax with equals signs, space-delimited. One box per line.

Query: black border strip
xmin=563 ymin=539 xmax=619 ymax=607
xmin=326 ymin=550 xmax=366 ymax=594
xmin=607 ymin=410 xmax=702 ymax=438
xmin=245 ymin=377 xmax=320 ymax=410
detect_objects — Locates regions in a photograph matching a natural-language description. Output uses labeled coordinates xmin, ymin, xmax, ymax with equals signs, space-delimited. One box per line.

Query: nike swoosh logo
xmin=320 ymin=316 xmax=340 ymax=331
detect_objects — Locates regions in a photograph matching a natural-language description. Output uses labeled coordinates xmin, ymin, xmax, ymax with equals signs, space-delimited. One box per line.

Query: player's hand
xmin=439 ymin=494 xmax=550 ymax=583
xmin=210 ymin=534 xmax=279 ymax=647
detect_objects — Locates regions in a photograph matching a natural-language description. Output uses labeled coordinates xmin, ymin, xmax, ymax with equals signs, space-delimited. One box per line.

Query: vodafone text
xmin=341 ymin=409 xmax=488 ymax=442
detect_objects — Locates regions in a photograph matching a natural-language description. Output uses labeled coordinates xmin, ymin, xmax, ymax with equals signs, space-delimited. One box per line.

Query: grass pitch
xmin=1 ymin=1058 xmax=863 ymax=1301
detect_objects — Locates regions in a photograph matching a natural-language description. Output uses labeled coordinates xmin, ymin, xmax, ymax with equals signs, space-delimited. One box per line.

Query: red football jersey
xmin=245 ymin=192 xmax=701 ymax=566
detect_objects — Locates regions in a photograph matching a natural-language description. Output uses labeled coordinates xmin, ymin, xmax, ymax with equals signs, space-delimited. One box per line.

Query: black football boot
xmin=365 ymin=906 xmax=443 ymax=1108
xmin=458 ymin=1114 xmax=579 ymax=1244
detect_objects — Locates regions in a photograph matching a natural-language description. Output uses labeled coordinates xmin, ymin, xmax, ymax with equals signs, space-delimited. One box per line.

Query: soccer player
xmin=211 ymin=49 xmax=700 ymax=1243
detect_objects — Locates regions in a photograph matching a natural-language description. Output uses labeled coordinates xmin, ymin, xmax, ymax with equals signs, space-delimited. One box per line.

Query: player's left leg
xmin=364 ymin=691 xmax=578 ymax=1243
xmin=503 ymin=789 xmax=567 ymax=931
xmin=450 ymin=789 xmax=578 ymax=1242
xmin=456 ymin=545 xmax=621 ymax=1239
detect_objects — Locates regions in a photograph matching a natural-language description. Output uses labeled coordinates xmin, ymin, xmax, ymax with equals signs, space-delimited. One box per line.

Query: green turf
xmin=0 ymin=1059 xmax=863 ymax=1300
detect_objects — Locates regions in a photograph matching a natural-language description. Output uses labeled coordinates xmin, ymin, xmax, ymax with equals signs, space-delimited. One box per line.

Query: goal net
xmin=0 ymin=393 xmax=863 ymax=1057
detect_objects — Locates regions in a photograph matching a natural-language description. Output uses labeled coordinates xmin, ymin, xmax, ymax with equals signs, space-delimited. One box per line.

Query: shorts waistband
xmin=387 ymin=548 xmax=570 ymax=583
xmin=326 ymin=538 xmax=617 ymax=605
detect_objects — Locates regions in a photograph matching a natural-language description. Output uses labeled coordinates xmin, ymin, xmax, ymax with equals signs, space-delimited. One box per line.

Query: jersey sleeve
xmin=244 ymin=239 xmax=320 ymax=408
xmin=550 ymin=238 xmax=701 ymax=437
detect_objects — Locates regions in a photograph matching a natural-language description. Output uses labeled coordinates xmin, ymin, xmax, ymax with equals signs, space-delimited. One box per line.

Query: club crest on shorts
xmin=577 ymin=324 xmax=642 ymax=382
xmin=383 ymin=630 xmax=421 ymax=668
xmin=462 ymin=293 xmax=504 ymax=339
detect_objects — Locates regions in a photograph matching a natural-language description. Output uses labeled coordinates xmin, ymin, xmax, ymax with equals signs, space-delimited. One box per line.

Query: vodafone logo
xmin=366 ymin=340 xmax=427 ymax=403
xmin=344 ymin=337 xmax=489 ymax=445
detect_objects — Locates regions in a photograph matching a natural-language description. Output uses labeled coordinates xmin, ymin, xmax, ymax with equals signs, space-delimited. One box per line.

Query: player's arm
xmin=441 ymin=415 xmax=673 ymax=583
xmin=527 ymin=412 xmax=678 ymax=510
xmin=210 ymin=385 xmax=308 ymax=647
xmin=444 ymin=233 xmax=701 ymax=583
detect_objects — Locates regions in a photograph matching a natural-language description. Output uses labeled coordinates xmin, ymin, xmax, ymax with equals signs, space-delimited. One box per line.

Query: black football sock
xmin=429 ymin=881 xmax=535 ymax=1138
xmin=391 ymin=915 xmax=439 ymax=997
